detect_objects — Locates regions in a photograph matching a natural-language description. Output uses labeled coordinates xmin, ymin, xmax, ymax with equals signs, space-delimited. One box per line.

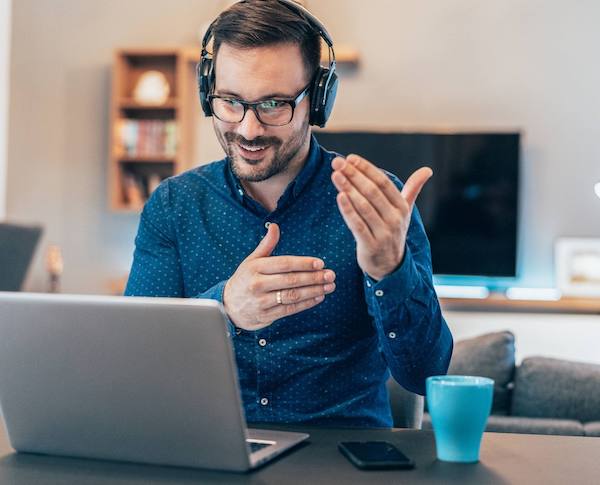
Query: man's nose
xmin=236 ymin=108 xmax=266 ymax=141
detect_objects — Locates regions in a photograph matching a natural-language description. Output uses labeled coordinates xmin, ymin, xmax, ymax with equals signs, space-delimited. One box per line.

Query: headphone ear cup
xmin=309 ymin=67 xmax=325 ymax=127
xmin=197 ymin=57 xmax=214 ymax=117
xmin=321 ymin=69 xmax=338 ymax=128
xmin=309 ymin=67 xmax=338 ymax=128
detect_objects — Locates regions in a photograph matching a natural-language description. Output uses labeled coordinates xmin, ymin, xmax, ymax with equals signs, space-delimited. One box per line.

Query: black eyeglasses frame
xmin=208 ymin=83 xmax=312 ymax=126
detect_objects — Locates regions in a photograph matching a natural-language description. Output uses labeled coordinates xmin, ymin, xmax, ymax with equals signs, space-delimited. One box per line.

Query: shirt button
xmin=264 ymin=221 xmax=271 ymax=229
xmin=258 ymin=338 xmax=267 ymax=347
xmin=388 ymin=331 xmax=397 ymax=339
xmin=375 ymin=289 xmax=384 ymax=297
xmin=238 ymin=188 xmax=243 ymax=196
xmin=235 ymin=328 xmax=242 ymax=335
xmin=260 ymin=397 xmax=269 ymax=406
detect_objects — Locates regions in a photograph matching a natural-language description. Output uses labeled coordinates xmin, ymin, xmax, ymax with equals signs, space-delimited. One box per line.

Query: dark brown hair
xmin=211 ymin=0 xmax=322 ymax=82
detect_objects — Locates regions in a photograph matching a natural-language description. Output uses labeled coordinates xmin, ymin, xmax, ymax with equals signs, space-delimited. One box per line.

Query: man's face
xmin=212 ymin=42 xmax=311 ymax=182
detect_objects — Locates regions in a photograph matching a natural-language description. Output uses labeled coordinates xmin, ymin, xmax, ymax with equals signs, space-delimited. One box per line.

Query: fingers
xmin=247 ymin=222 xmax=280 ymax=260
xmin=256 ymin=255 xmax=325 ymax=274
xmin=332 ymin=160 xmax=391 ymax=221
xmin=261 ymin=281 xmax=336 ymax=310
xmin=336 ymin=155 xmax=405 ymax=209
xmin=258 ymin=289 xmax=330 ymax=323
xmin=331 ymin=166 xmax=389 ymax=239
xmin=401 ymin=166 xmax=433 ymax=208
xmin=336 ymin=192 xmax=376 ymax=247
xmin=257 ymin=269 xmax=336 ymax=292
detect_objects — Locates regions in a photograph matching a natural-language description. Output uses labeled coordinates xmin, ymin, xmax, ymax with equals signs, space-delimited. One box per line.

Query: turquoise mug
xmin=426 ymin=375 xmax=494 ymax=463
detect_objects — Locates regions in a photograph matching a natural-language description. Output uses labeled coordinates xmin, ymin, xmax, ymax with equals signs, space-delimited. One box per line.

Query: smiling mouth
xmin=237 ymin=142 xmax=270 ymax=161
xmin=240 ymin=143 xmax=267 ymax=151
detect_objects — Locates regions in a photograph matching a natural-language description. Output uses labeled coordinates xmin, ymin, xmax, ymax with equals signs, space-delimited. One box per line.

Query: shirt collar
xmin=225 ymin=133 xmax=323 ymax=204
xmin=290 ymin=133 xmax=322 ymax=199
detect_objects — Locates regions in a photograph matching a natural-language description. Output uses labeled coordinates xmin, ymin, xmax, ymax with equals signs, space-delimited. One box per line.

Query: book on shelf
xmin=122 ymin=173 xmax=145 ymax=210
xmin=121 ymin=171 xmax=167 ymax=209
xmin=114 ymin=119 xmax=178 ymax=159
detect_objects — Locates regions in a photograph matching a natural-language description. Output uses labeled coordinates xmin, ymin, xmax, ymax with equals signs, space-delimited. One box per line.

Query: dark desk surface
xmin=1 ymin=421 xmax=600 ymax=485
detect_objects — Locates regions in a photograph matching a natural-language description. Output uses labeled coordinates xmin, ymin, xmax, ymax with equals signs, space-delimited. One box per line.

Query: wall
xmin=445 ymin=310 xmax=600 ymax=365
xmin=7 ymin=0 xmax=600 ymax=294
xmin=308 ymin=0 xmax=600 ymax=288
xmin=7 ymin=0 xmax=224 ymax=293
xmin=0 ymin=0 xmax=10 ymax=219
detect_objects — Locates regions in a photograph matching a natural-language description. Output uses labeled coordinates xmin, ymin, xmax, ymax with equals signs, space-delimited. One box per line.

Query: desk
xmin=1 ymin=421 xmax=600 ymax=484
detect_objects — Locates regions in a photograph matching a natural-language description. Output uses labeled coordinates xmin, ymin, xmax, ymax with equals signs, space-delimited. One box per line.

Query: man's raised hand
xmin=331 ymin=154 xmax=432 ymax=281
xmin=223 ymin=223 xmax=336 ymax=331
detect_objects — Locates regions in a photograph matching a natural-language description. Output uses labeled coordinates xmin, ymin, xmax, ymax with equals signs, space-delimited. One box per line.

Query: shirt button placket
xmin=257 ymin=336 xmax=269 ymax=413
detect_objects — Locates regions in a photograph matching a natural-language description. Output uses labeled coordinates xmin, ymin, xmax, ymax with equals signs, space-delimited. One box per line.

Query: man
xmin=126 ymin=0 xmax=452 ymax=428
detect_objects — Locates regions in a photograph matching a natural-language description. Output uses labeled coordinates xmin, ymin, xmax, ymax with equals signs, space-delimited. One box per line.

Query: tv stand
xmin=440 ymin=294 xmax=600 ymax=314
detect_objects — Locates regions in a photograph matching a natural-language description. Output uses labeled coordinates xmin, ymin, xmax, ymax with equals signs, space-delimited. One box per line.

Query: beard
xmin=215 ymin=118 xmax=310 ymax=183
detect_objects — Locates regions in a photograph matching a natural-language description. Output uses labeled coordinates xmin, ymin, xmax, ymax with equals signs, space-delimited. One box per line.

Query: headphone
xmin=197 ymin=0 xmax=338 ymax=128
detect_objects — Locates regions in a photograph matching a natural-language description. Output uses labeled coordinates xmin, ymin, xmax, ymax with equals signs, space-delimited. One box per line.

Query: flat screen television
xmin=314 ymin=131 xmax=520 ymax=278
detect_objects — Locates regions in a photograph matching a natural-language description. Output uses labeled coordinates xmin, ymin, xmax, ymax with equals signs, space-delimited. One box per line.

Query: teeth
xmin=240 ymin=144 xmax=266 ymax=152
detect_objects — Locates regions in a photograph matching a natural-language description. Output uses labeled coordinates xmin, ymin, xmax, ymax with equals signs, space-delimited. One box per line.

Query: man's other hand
xmin=223 ymin=223 xmax=336 ymax=331
xmin=331 ymin=154 xmax=432 ymax=281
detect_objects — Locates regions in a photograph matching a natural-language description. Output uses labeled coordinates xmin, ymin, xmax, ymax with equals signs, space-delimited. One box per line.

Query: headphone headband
xmin=276 ymin=0 xmax=334 ymax=50
xmin=197 ymin=0 xmax=339 ymax=127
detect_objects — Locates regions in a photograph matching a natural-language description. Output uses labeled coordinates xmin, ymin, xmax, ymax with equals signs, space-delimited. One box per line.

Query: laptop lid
xmin=0 ymin=223 xmax=43 ymax=291
xmin=0 ymin=293 xmax=252 ymax=471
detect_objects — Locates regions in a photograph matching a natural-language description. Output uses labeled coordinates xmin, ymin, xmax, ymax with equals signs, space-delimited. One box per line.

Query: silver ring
xmin=276 ymin=290 xmax=283 ymax=305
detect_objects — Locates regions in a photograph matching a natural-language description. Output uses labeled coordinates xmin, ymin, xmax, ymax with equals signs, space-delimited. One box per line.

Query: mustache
xmin=224 ymin=132 xmax=282 ymax=148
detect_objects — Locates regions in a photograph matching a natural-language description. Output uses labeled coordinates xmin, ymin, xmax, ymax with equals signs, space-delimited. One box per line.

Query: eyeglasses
xmin=208 ymin=83 xmax=311 ymax=127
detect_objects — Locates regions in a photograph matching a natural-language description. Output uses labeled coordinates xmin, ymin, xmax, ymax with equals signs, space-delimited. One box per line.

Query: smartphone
xmin=338 ymin=441 xmax=415 ymax=470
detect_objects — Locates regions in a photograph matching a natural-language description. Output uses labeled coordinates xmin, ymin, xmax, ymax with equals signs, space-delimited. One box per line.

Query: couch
xmin=389 ymin=331 xmax=600 ymax=436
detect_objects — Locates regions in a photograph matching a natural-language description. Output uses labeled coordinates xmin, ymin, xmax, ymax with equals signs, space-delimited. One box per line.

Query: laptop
xmin=0 ymin=223 xmax=43 ymax=291
xmin=0 ymin=292 xmax=308 ymax=472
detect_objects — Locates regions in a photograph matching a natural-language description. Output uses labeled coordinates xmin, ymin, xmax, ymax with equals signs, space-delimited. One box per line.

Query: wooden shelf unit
xmin=440 ymin=294 xmax=600 ymax=314
xmin=109 ymin=48 xmax=193 ymax=212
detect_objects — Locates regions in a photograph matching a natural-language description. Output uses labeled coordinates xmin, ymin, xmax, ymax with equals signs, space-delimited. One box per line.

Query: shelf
xmin=181 ymin=44 xmax=360 ymax=66
xmin=440 ymin=294 xmax=600 ymax=314
xmin=117 ymin=156 xmax=176 ymax=163
xmin=109 ymin=48 xmax=190 ymax=211
xmin=332 ymin=45 xmax=360 ymax=65
xmin=116 ymin=47 xmax=180 ymax=57
xmin=118 ymin=98 xmax=178 ymax=109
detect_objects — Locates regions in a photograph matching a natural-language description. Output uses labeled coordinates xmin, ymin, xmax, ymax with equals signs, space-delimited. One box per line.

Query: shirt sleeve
xmin=124 ymin=181 xmax=236 ymax=332
xmin=363 ymin=176 xmax=453 ymax=396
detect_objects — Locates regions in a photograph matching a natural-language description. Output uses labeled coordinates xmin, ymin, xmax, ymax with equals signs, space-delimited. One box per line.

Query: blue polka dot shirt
xmin=125 ymin=135 xmax=453 ymax=428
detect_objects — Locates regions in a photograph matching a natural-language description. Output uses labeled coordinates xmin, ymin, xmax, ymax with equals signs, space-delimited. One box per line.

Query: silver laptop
xmin=0 ymin=292 xmax=308 ymax=472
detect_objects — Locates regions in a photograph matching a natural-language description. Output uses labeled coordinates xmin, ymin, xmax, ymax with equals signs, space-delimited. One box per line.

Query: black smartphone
xmin=338 ymin=441 xmax=415 ymax=470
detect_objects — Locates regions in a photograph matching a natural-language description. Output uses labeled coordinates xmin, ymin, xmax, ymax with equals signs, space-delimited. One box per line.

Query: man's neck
xmin=240 ymin=136 xmax=311 ymax=213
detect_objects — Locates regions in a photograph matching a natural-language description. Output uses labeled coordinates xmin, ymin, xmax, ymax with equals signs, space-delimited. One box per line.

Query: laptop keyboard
xmin=248 ymin=441 xmax=272 ymax=453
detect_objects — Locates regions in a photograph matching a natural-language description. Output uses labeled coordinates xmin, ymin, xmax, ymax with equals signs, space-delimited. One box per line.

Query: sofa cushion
xmin=583 ymin=422 xmax=600 ymax=437
xmin=421 ymin=413 xmax=584 ymax=436
xmin=447 ymin=331 xmax=516 ymax=414
xmin=485 ymin=415 xmax=584 ymax=436
xmin=512 ymin=357 xmax=600 ymax=422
